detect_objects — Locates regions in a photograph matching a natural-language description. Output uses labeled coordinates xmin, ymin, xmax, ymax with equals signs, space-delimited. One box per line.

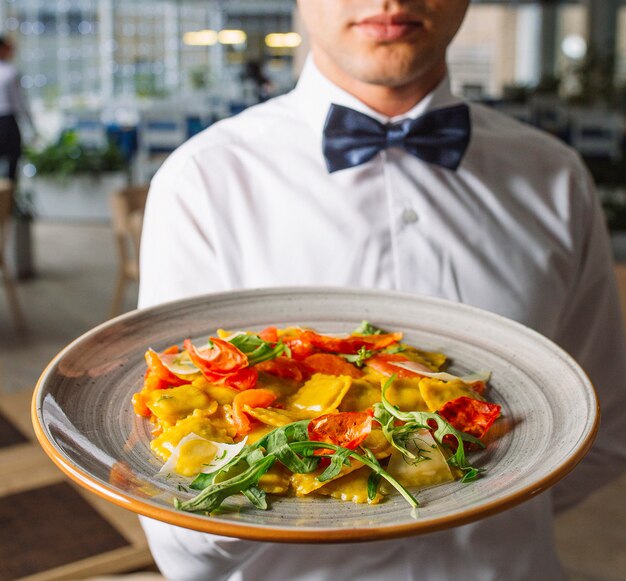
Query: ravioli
xmin=418 ymin=378 xmax=484 ymax=412
xmin=245 ymin=406 xmax=314 ymax=427
xmin=402 ymin=347 xmax=447 ymax=371
xmin=384 ymin=429 xmax=456 ymax=489
xmin=287 ymin=374 xmax=352 ymax=413
xmin=315 ymin=467 xmax=383 ymax=504
xmin=291 ymin=461 xmax=364 ymax=496
xmin=146 ymin=384 xmax=215 ymax=425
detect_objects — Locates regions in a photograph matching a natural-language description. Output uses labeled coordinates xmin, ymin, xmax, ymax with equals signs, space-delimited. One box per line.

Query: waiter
xmin=0 ymin=36 xmax=35 ymax=182
xmin=138 ymin=1 xmax=626 ymax=579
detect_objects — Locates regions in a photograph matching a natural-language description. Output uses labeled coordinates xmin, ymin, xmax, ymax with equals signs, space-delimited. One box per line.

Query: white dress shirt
xmin=0 ymin=60 xmax=33 ymax=124
xmin=139 ymin=57 xmax=626 ymax=581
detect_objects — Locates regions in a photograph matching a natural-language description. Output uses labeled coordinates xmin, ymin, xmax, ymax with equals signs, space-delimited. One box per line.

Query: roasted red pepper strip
xmin=161 ymin=344 xmax=180 ymax=356
xmin=222 ymin=367 xmax=258 ymax=390
xmin=299 ymin=330 xmax=402 ymax=355
xmin=232 ymin=388 xmax=277 ymax=436
xmin=437 ymin=396 xmax=501 ymax=439
xmin=144 ymin=348 xmax=189 ymax=387
xmin=143 ymin=374 xmax=171 ymax=391
xmin=184 ymin=337 xmax=248 ymax=375
xmin=258 ymin=326 xmax=279 ymax=343
xmin=366 ymin=353 xmax=417 ymax=378
xmin=183 ymin=338 xmax=257 ymax=390
xmin=280 ymin=335 xmax=316 ymax=360
xmin=308 ymin=412 xmax=373 ymax=451
xmin=471 ymin=381 xmax=486 ymax=396
xmin=195 ymin=362 xmax=259 ymax=390
xmin=131 ymin=392 xmax=151 ymax=418
xmin=303 ymin=353 xmax=363 ymax=378
xmin=256 ymin=357 xmax=310 ymax=382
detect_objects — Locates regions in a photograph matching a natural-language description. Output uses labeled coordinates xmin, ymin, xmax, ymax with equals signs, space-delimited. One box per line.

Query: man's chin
xmin=347 ymin=61 xmax=424 ymax=88
xmin=344 ymin=45 xmax=430 ymax=85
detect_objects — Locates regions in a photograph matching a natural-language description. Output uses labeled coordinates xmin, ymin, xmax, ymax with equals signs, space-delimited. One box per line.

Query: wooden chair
xmin=0 ymin=179 xmax=26 ymax=332
xmin=109 ymin=185 xmax=149 ymax=318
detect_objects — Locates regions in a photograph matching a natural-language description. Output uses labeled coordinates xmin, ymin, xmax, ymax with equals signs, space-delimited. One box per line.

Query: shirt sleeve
xmin=7 ymin=68 xmax=35 ymax=132
xmin=550 ymin=159 xmax=626 ymax=512
xmin=138 ymin=154 xmax=226 ymax=309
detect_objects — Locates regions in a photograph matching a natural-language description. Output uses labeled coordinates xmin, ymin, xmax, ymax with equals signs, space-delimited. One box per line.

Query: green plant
xmin=25 ymin=130 xmax=127 ymax=178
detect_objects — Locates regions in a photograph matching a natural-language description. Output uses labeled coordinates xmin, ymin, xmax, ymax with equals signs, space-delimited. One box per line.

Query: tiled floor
xmin=1 ymin=221 xmax=625 ymax=580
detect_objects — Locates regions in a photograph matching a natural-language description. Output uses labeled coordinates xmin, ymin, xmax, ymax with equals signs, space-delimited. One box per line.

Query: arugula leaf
xmin=362 ymin=447 xmax=383 ymax=501
xmin=263 ymin=427 xmax=318 ymax=474
xmin=353 ymin=320 xmax=385 ymax=335
xmin=391 ymin=423 xmax=435 ymax=465
xmin=228 ymin=333 xmax=288 ymax=365
xmin=255 ymin=419 xmax=310 ymax=450
xmin=376 ymin=375 xmax=485 ymax=478
xmin=246 ymin=447 xmax=267 ymax=466
xmin=317 ymin=447 xmax=352 ymax=482
xmin=460 ymin=467 xmax=483 ymax=483
xmin=190 ymin=473 xmax=213 ymax=491
xmin=343 ymin=346 xmax=375 ymax=367
xmin=190 ymin=444 xmax=263 ymax=490
xmin=373 ymin=405 xmax=428 ymax=463
xmin=176 ymin=455 xmax=276 ymax=513
xmin=242 ymin=486 xmax=267 ymax=509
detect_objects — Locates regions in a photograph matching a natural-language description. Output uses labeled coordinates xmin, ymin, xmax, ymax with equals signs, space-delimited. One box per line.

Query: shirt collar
xmin=292 ymin=54 xmax=464 ymax=139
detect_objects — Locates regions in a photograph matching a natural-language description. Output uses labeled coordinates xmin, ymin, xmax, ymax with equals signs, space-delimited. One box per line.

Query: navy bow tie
xmin=322 ymin=102 xmax=471 ymax=173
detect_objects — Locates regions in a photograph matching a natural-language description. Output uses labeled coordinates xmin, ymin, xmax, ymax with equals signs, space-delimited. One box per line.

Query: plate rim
xmin=31 ymin=286 xmax=600 ymax=543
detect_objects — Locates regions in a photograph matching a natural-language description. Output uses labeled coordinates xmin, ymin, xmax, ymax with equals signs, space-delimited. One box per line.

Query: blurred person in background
xmin=0 ymin=35 xmax=36 ymax=184
xmin=241 ymin=60 xmax=274 ymax=103
xmin=138 ymin=1 xmax=626 ymax=580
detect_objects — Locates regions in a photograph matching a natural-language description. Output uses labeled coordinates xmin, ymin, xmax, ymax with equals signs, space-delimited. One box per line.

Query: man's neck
xmin=312 ymin=52 xmax=447 ymax=118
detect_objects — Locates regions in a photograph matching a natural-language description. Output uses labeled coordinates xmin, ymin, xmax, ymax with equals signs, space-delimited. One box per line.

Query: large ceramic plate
xmin=32 ymin=288 xmax=598 ymax=543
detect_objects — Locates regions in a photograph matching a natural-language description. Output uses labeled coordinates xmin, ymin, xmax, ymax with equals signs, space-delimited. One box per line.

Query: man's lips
xmin=354 ymin=14 xmax=423 ymax=42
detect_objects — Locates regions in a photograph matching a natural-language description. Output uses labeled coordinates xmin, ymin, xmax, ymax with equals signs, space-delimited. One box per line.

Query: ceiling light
xmin=183 ymin=30 xmax=218 ymax=46
xmin=265 ymin=32 xmax=302 ymax=49
xmin=218 ymin=29 xmax=247 ymax=45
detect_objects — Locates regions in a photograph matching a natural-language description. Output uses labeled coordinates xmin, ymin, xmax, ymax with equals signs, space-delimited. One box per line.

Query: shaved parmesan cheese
xmin=216 ymin=330 xmax=248 ymax=342
xmin=159 ymin=351 xmax=199 ymax=375
xmin=201 ymin=436 xmax=248 ymax=473
xmin=390 ymin=360 xmax=491 ymax=385
xmin=158 ymin=432 xmax=247 ymax=477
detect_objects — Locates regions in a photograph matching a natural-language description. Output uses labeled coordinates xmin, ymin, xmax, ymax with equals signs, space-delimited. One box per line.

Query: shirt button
xmin=402 ymin=208 xmax=419 ymax=224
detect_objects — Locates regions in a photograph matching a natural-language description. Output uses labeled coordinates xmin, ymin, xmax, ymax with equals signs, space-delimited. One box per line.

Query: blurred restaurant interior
xmin=1 ymin=0 xmax=626 ymax=579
